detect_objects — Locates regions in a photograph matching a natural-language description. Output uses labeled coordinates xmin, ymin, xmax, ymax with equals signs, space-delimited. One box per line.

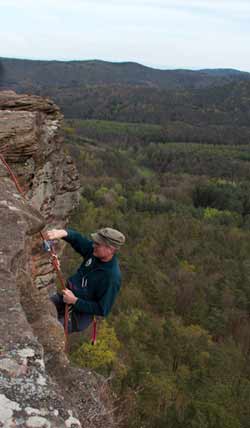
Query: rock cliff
xmin=0 ymin=91 xmax=115 ymax=428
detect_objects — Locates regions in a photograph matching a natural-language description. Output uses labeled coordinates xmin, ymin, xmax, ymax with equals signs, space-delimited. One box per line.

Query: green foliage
xmin=63 ymin=126 xmax=75 ymax=135
xmin=193 ymin=180 xmax=250 ymax=228
xmin=61 ymin=120 xmax=250 ymax=428
xmin=69 ymin=119 xmax=165 ymax=145
xmin=167 ymin=400 xmax=241 ymax=428
xmin=193 ymin=180 xmax=250 ymax=215
xmin=140 ymin=142 xmax=250 ymax=180
xmin=70 ymin=321 xmax=120 ymax=373
xmin=203 ymin=208 xmax=241 ymax=227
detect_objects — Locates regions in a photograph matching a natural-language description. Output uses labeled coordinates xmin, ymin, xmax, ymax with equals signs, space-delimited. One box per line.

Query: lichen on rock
xmin=0 ymin=91 xmax=115 ymax=428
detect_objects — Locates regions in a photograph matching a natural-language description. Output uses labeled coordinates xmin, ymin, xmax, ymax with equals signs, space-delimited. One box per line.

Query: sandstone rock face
xmin=0 ymin=91 xmax=114 ymax=428
xmin=0 ymin=91 xmax=80 ymax=291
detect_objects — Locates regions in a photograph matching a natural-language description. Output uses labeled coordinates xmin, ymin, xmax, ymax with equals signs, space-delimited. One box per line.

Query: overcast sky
xmin=1 ymin=0 xmax=250 ymax=71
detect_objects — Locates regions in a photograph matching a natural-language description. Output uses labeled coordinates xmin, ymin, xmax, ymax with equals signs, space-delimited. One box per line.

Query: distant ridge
xmin=1 ymin=57 xmax=250 ymax=93
xmin=199 ymin=68 xmax=248 ymax=76
xmin=1 ymin=56 xmax=250 ymax=141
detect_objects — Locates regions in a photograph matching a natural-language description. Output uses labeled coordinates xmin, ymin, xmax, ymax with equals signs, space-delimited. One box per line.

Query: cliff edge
xmin=0 ymin=91 xmax=115 ymax=428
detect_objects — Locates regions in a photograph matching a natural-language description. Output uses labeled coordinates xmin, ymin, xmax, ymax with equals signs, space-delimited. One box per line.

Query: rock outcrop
xmin=0 ymin=91 xmax=115 ymax=428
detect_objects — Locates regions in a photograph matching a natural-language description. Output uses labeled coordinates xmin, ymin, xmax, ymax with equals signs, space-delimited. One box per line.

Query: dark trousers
xmin=50 ymin=292 xmax=93 ymax=333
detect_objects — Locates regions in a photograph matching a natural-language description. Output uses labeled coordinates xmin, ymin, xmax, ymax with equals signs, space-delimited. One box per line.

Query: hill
xmin=1 ymin=57 xmax=249 ymax=91
xmin=0 ymin=58 xmax=250 ymax=144
xmin=1 ymin=57 xmax=250 ymax=146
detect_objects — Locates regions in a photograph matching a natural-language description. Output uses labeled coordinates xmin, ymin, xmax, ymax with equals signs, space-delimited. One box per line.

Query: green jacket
xmin=63 ymin=228 xmax=122 ymax=317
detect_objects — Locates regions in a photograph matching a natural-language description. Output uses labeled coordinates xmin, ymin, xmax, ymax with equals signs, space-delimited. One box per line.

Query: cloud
xmin=1 ymin=0 xmax=250 ymax=12
xmin=1 ymin=0 xmax=250 ymax=24
xmin=0 ymin=0 xmax=250 ymax=70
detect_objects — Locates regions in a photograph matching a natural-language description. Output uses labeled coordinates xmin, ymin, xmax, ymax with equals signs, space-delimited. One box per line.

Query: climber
xmin=46 ymin=227 xmax=126 ymax=333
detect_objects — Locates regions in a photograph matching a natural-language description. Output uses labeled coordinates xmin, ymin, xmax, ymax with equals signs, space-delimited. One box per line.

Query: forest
xmin=61 ymin=122 xmax=250 ymax=428
xmin=1 ymin=58 xmax=250 ymax=145
xmin=3 ymin=57 xmax=250 ymax=427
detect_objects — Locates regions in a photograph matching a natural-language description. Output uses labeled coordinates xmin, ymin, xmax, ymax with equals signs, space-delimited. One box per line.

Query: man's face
xmin=93 ymin=241 xmax=115 ymax=260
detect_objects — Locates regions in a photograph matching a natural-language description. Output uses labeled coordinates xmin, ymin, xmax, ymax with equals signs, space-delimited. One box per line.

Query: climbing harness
xmin=0 ymin=153 xmax=97 ymax=349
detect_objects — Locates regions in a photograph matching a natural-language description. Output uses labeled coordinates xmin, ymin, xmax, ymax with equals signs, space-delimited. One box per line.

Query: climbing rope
xmin=42 ymin=238 xmax=70 ymax=349
xmin=0 ymin=153 xmax=94 ymax=351
xmin=92 ymin=316 xmax=97 ymax=346
xmin=1 ymin=153 xmax=98 ymax=348
xmin=0 ymin=153 xmax=26 ymax=196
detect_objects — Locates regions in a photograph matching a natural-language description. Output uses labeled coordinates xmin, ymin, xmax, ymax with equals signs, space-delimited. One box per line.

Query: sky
xmin=1 ymin=0 xmax=250 ymax=71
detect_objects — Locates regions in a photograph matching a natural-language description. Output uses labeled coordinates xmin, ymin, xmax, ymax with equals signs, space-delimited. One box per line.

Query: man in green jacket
xmin=46 ymin=227 xmax=125 ymax=333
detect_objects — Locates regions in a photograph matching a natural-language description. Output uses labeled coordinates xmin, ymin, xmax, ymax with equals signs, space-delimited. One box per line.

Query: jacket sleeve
xmin=73 ymin=276 xmax=121 ymax=317
xmin=63 ymin=228 xmax=93 ymax=258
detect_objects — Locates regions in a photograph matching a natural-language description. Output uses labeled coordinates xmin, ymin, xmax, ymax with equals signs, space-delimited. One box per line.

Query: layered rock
xmin=0 ymin=91 xmax=114 ymax=428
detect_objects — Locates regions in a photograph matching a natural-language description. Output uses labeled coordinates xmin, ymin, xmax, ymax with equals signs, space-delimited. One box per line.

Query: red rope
xmin=0 ymin=153 xmax=69 ymax=350
xmin=0 ymin=153 xmax=26 ymax=197
xmin=1 ymin=153 xmax=98 ymax=348
xmin=92 ymin=317 xmax=97 ymax=345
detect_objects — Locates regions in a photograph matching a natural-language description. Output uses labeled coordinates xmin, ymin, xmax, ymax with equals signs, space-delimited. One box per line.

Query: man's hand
xmin=63 ymin=289 xmax=78 ymax=305
xmin=45 ymin=229 xmax=68 ymax=240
